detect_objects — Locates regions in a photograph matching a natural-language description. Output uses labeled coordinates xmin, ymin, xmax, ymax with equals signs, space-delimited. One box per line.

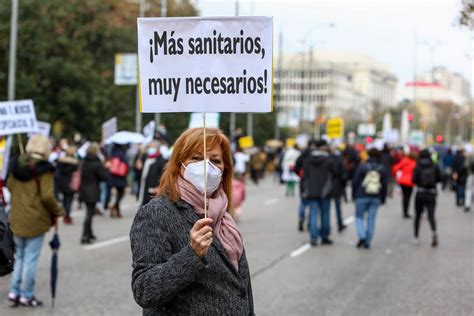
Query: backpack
xmin=419 ymin=166 xmax=436 ymax=188
xmin=0 ymin=207 xmax=14 ymax=277
xmin=362 ymin=164 xmax=382 ymax=195
xmin=69 ymin=170 xmax=81 ymax=192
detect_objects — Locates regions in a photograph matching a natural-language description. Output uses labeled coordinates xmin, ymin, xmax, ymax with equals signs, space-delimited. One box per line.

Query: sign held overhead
xmin=0 ymin=100 xmax=38 ymax=136
xmin=137 ymin=16 xmax=273 ymax=113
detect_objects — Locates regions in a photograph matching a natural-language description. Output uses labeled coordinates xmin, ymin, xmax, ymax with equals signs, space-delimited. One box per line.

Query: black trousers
xmin=400 ymin=185 xmax=413 ymax=216
xmin=414 ymin=193 xmax=437 ymax=238
xmin=82 ymin=202 xmax=96 ymax=239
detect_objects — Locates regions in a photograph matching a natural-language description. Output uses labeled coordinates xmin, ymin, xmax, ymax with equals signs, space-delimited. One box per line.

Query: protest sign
xmin=137 ymin=16 xmax=273 ymax=113
xmin=143 ymin=120 xmax=156 ymax=144
xmin=115 ymin=53 xmax=138 ymax=85
xmin=0 ymin=100 xmax=38 ymax=136
xmin=239 ymin=136 xmax=254 ymax=149
xmin=0 ymin=136 xmax=12 ymax=180
xmin=28 ymin=121 xmax=51 ymax=138
xmin=102 ymin=117 xmax=117 ymax=142
xmin=286 ymin=138 xmax=296 ymax=148
xmin=189 ymin=113 xmax=220 ymax=128
xmin=357 ymin=123 xmax=375 ymax=136
xmin=326 ymin=117 xmax=344 ymax=139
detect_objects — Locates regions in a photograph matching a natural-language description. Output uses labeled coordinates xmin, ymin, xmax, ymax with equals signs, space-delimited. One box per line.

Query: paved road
xmin=0 ymin=179 xmax=472 ymax=315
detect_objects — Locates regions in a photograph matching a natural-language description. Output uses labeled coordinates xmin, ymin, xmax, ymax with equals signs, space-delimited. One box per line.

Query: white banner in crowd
xmin=34 ymin=121 xmax=51 ymax=137
xmin=0 ymin=100 xmax=38 ymax=136
xmin=189 ymin=113 xmax=220 ymax=128
xmin=137 ymin=16 xmax=273 ymax=113
xmin=102 ymin=117 xmax=117 ymax=142
xmin=142 ymin=120 xmax=156 ymax=144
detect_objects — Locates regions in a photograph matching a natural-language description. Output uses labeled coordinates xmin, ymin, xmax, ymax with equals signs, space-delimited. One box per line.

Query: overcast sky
xmin=196 ymin=0 xmax=473 ymax=92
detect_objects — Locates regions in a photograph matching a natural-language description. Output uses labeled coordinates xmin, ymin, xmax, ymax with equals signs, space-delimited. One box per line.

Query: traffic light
xmin=365 ymin=136 xmax=373 ymax=144
xmin=407 ymin=113 xmax=414 ymax=122
xmin=436 ymin=135 xmax=444 ymax=143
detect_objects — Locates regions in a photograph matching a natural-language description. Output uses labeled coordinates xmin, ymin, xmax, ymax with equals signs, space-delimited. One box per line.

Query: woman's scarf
xmin=178 ymin=177 xmax=243 ymax=271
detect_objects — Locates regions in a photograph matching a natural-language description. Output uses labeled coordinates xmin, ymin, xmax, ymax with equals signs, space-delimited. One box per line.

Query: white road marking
xmin=264 ymin=198 xmax=280 ymax=206
xmin=290 ymin=243 xmax=311 ymax=258
xmin=83 ymin=236 xmax=130 ymax=250
xmin=343 ymin=216 xmax=355 ymax=225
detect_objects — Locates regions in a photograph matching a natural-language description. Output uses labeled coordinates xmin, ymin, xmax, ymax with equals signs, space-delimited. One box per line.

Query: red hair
xmin=157 ymin=128 xmax=234 ymax=211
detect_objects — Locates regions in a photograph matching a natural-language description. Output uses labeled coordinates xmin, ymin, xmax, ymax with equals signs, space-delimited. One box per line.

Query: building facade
xmin=274 ymin=49 xmax=398 ymax=128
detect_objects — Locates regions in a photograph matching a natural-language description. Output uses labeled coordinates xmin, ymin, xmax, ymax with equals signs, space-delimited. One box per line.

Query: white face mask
xmin=182 ymin=159 xmax=223 ymax=194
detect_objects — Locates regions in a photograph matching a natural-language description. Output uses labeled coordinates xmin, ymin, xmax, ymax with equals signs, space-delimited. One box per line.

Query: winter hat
xmin=26 ymin=134 xmax=51 ymax=160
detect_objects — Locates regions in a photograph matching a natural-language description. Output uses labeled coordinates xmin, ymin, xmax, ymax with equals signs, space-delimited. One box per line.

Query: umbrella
xmin=49 ymin=228 xmax=61 ymax=307
xmin=104 ymin=131 xmax=145 ymax=145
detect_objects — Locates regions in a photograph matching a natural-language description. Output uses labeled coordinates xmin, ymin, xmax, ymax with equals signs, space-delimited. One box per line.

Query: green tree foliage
xmin=459 ymin=1 xmax=473 ymax=28
xmin=0 ymin=0 xmax=198 ymax=140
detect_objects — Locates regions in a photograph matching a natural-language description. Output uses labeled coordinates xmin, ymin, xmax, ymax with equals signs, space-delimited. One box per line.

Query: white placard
xmin=357 ymin=123 xmax=376 ymax=136
xmin=115 ymin=53 xmax=138 ymax=85
xmin=137 ymin=16 xmax=273 ymax=113
xmin=0 ymin=100 xmax=38 ymax=136
xmin=382 ymin=129 xmax=400 ymax=144
xmin=189 ymin=113 xmax=220 ymax=128
xmin=143 ymin=120 xmax=156 ymax=143
xmin=34 ymin=121 xmax=51 ymax=137
xmin=102 ymin=117 xmax=117 ymax=142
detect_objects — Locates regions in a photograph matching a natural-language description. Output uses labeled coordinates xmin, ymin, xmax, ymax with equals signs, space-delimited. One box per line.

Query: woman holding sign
xmin=130 ymin=128 xmax=254 ymax=315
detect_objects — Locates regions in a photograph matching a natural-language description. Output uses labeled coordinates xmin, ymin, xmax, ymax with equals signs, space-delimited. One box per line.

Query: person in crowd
xmin=138 ymin=141 xmax=166 ymax=207
xmin=298 ymin=139 xmax=335 ymax=246
xmin=331 ymin=147 xmax=347 ymax=232
xmin=412 ymin=149 xmax=442 ymax=247
xmin=441 ymin=148 xmax=455 ymax=190
xmin=56 ymin=146 xmax=79 ymax=224
xmin=79 ymin=143 xmax=108 ymax=244
xmin=294 ymin=139 xmax=317 ymax=231
xmin=132 ymin=145 xmax=147 ymax=199
xmin=232 ymin=172 xmax=246 ymax=221
xmin=282 ymin=144 xmax=301 ymax=197
xmin=7 ymin=135 xmax=64 ymax=307
xmin=463 ymin=150 xmax=474 ymax=212
xmin=233 ymin=146 xmax=250 ymax=176
xmin=130 ymin=128 xmax=253 ymax=314
xmin=392 ymin=151 xmax=417 ymax=218
xmin=452 ymin=148 xmax=468 ymax=207
xmin=250 ymin=147 xmax=265 ymax=184
xmin=106 ymin=144 xmax=128 ymax=218
xmin=352 ymin=148 xmax=388 ymax=249
xmin=381 ymin=144 xmax=395 ymax=198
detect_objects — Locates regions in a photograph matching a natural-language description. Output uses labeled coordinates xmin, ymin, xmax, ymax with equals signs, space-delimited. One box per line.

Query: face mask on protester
xmin=182 ymin=159 xmax=222 ymax=194
xmin=147 ymin=147 xmax=158 ymax=156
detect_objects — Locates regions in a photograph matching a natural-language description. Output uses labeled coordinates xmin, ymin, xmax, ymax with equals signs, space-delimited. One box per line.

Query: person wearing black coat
xmin=138 ymin=141 xmax=166 ymax=207
xmin=412 ymin=149 xmax=442 ymax=247
xmin=106 ymin=144 xmax=129 ymax=218
xmin=331 ymin=151 xmax=347 ymax=233
xmin=294 ymin=140 xmax=317 ymax=232
xmin=298 ymin=140 xmax=336 ymax=246
xmin=452 ymin=149 xmax=468 ymax=206
xmin=79 ymin=144 xmax=108 ymax=244
xmin=56 ymin=147 xmax=78 ymax=224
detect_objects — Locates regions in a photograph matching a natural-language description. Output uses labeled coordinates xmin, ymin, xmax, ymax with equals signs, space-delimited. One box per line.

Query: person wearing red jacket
xmin=392 ymin=151 xmax=418 ymax=218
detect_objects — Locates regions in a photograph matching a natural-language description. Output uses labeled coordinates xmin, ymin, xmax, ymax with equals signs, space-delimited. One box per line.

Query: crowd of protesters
xmin=1 ymin=126 xmax=473 ymax=308
xmin=1 ymin=131 xmax=171 ymax=307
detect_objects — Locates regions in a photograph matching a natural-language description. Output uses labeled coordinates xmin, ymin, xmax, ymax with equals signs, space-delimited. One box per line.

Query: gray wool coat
xmin=130 ymin=196 xmax=254 ymax=315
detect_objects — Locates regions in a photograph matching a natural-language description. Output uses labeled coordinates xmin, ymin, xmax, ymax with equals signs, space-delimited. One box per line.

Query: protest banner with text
xmin=137 ymin=17 xmax=273 ymax=113
xmin=0 ymin=100 xmax=38 ymax=136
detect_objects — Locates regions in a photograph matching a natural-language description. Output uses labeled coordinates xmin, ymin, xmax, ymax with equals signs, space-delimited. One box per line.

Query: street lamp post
xmin=8 ymin=0 xmax=19 ymax=101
